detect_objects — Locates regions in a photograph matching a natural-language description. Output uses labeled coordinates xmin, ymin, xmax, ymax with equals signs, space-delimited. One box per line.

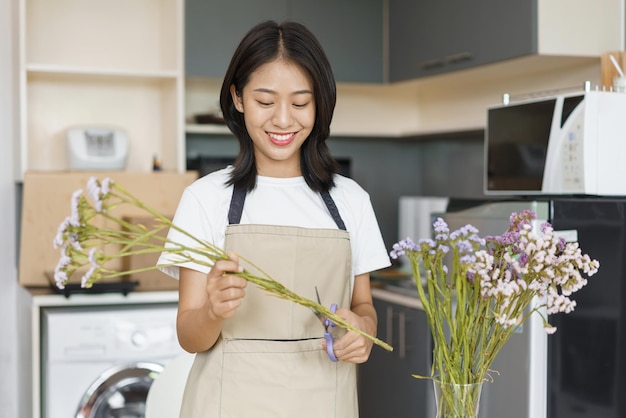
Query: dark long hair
xmin=220 ymin=20 xmax=339 ymax=193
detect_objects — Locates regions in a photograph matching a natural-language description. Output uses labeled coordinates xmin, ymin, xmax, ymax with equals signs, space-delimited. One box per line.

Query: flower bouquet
xmin=390 ymin=210 xmax=599 ymax=417
xmin=53 ymin=176 xmax=393 ymax=352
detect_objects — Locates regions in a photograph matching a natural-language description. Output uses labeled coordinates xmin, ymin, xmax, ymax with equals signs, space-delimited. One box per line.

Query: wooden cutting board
xmin=601 ymin=51 xmax=626 ymax=89
xmin=19 ymin=171 xmax=198 ymax=289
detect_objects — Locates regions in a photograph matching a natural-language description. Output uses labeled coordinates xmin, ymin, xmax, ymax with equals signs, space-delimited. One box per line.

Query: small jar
xmin=613 ymin=76 xmax=626 ymax=93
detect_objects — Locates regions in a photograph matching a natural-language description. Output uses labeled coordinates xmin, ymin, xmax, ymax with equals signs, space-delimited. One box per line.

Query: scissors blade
xmin=314 ymin=287 xmax=338 ymax=362
xmin=315 ymin=286 xmax=322 ymax=304
xmin=313 ymin=286 xmax=325 ymax=321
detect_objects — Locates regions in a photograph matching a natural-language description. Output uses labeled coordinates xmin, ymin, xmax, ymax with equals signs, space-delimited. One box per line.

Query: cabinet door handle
xmin=386 ymin=306 xmax=394 ymax=344
xmin=399 ymin=311 xmax=406 ymax=359
xmin=446 ymin=51 xmax=473 ymax=64
xmin=419 ymin=58 xmax=445 ymax=70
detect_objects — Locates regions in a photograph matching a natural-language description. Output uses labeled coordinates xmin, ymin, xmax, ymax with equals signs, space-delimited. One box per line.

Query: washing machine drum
xmin=75 ymin=362 xmax=164 ymax=418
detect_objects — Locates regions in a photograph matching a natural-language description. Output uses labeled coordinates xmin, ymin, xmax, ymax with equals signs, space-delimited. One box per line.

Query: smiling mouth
xmin=268 ymin=132 xmax=296 ymax=145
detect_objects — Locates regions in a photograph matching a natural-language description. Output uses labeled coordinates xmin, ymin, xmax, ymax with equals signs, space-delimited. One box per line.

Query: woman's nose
xmin=272 ymin=103 xmax=293 ymax=127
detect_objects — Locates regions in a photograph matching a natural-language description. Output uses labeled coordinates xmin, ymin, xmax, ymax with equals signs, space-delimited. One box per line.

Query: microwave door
xmin=542 ymin=97 xmax=586 ymax=194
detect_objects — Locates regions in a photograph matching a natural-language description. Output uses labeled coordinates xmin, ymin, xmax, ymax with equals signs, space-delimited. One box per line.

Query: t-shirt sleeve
xmin=157 ymin=178 xmax=229 ymax=279
xmin=328 ymin=177 xmax=391 ymax=277
xmin=352 ymin=194 xmax=391 ymax=276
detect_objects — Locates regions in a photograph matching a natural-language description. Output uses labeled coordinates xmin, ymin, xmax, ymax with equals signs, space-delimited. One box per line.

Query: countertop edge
xmin=371 ymin=287 xmax=424 ymax=310
xmin=31 ymin=290 xmax=179 ymax=307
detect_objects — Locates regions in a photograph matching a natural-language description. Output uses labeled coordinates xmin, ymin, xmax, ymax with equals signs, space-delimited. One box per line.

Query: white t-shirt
xmin=158 ymin=167 xmax=391 ymax=286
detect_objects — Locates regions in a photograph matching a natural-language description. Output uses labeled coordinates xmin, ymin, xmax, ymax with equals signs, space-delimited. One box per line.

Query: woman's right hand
xmin=177 ymin=253 xmax=248 ymax=353
xmin=205 ymin=253 xmax=248 ymax=320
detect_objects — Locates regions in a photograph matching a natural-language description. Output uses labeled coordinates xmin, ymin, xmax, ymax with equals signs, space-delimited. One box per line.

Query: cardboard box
xmin=19 ymin=171 xmax=197 ymax=289
xmin=121 ymin=215 xmax=179 ymax=291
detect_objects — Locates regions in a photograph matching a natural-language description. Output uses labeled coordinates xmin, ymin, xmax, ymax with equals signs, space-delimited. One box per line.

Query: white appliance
xmin=67 ymin=126 xmax=129 ymax=170
xmin=41 ymin=303 xmax=183 ymax=418
xmin=485 ymin=88 xmax=626 ymax=196
xmin=397 ymin=196 xmax=449 ymax=272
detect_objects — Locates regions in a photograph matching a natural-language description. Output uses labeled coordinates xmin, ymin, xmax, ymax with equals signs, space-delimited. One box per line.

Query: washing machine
xmin=41 ymin=303 xmax=184 ymax=418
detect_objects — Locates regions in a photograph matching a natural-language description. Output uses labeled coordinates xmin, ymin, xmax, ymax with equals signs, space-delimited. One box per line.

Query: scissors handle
xmin=324 ymin=303 xmax=338 ymax=328
xmin=324 ymin=303 xmax=338 ymax=362
xmin=324 ymin=331 xmax=337 ymax=362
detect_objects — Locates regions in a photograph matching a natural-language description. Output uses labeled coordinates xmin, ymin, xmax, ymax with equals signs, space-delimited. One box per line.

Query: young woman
xmin=159 ymin=20 xmax=390 ymax=417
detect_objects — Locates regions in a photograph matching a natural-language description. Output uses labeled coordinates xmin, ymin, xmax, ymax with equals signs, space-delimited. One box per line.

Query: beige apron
xmin=179 ymin=189 xmax=358 ymax=418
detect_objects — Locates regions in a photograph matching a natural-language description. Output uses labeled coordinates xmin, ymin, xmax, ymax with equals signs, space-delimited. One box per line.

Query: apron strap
xmin=320 ymin=190 xmax=346 ymax=231
xmin=228 ymin=184 xmax=346 ymax=231
xmin=228 ymin=184 xmax=247 ymax=225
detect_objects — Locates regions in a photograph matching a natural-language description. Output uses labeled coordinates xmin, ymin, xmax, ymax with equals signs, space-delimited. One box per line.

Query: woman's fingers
xmin=206 ymin=254 xmax=247 ymax=319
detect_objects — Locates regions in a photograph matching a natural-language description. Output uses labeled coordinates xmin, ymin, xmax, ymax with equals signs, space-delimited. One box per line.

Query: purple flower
xmin=389 ymin=209 xmax=598 ymax=342
xmin=518 ymin=253 xmax=529 ymax=267
xmin=456 ymin=240 xmax=473 ymax=254
xmin=433 ymin=217 xmax=449 ymax=234
xmin=487 ymin=231 xmax=520 ymax=246
xmin=509 ymin=210 xmax=536 ymax=232
xmin=460 ymin=254 xmax=476 ymax=265
xmin=389 ymin=237 xmax=420 ymax=259
xmin=437 ymin=244 xmax=450 ymax=255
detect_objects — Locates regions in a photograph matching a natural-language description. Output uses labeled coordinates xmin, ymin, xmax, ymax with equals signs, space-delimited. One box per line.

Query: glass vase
xmin=433 ymin=379 xmax=483 ymax=418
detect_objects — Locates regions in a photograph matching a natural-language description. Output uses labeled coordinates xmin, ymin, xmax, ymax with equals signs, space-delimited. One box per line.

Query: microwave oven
xmin=485 ymin=90 xmax=626 ymax=196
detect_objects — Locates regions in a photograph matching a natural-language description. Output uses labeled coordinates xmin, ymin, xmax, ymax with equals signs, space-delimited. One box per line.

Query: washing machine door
xmin=76 ymin=362 xmax=164 ymax=418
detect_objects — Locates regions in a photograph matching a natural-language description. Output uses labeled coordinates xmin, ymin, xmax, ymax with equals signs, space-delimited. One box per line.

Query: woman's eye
xmin=293 ymin=102 xmax=310 ymax=108
xmin=257 ymin=100 xmax=272 ymax=106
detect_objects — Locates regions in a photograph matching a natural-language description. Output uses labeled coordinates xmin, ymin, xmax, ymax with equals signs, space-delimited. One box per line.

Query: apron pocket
xmin=221 ymin=338 xmax=337 ymax=418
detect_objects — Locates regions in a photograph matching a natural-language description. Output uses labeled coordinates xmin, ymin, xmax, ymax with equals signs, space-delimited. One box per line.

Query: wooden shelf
xmin=18 ymin=0 xmax=185 ymax=178
xmin=186 ymin=124 xmax=231 ymax=135
xmin=26 ymin=64 xmax=180 ymax=81
xmin=23 ymin=0 xmax=180 ymax=72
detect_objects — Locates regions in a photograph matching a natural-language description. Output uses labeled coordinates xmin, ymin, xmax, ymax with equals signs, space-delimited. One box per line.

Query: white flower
xmin=69 ymin=189 xmax=82 ymax=227
xmin=53 ymin=216 xmax=71 ymax=249
xmin=544 ymin=325 xmax=557 ymax=334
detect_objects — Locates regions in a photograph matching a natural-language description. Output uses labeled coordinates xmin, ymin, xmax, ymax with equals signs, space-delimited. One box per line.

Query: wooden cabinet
xmin=389 ymin=0 xmax=624 ymax=82
xmin=289 ymin=0 xmax=384 ymax=83
xmin=358 ymin=296 xmax=431 ymax=418
xmin=185 ymin=0 xmax=288 ymax=79
xmin=185 ymin=0 xmax=384 ymax=83
xmin=18 ymin=0 xmax=185 ymax=178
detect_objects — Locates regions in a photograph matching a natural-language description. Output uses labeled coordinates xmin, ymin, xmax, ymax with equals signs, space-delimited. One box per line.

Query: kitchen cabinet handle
xmin=446 ymin=51 xmax=473 ymax=64
xmin=386 ymin=306 xmax=394 ymax=344
xmin=399 ymin=311 xmax=406 ymax=359
xmin=419 ymin=58 xmax=445 ymax=70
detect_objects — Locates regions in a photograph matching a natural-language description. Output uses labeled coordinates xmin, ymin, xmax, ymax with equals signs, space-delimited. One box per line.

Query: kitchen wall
xmin=186 ymin=129 xmax=485 ymax=252
xmin=0 ymin=0 xmax=26 ymax=416
xmin=331 ymin=132 xmax=486 ymax=248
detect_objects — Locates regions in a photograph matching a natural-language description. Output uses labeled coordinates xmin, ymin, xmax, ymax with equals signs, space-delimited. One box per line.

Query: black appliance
xmin=547 ymin=198 xmax=626 ymax=418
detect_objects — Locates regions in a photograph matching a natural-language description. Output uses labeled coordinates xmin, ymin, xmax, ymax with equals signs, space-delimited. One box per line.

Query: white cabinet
xmin=18 ymin=0 xmax=185 ymax=179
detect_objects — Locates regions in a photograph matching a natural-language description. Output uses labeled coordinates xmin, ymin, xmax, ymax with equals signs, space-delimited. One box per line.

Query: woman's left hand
xmin=325 ymin=307 xmax=374 ymax=364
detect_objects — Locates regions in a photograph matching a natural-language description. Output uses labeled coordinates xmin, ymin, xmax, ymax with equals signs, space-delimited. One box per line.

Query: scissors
xmin=314 ymin=286 xmax=338 ymax=362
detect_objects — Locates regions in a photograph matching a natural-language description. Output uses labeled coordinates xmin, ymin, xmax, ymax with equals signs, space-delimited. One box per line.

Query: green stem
xmin=65 ymin=181 xmax=394 ymax=352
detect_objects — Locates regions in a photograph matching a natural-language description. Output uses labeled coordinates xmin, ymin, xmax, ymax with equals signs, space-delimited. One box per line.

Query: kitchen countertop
xmin=371 ymin=286 xmax=424 ymax=311
xmin=370 ymin=268 xmax=425 ymax=310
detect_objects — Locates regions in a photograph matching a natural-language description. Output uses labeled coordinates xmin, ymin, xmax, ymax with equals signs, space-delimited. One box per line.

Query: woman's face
xmin=231 ymin=59 xmax=315 ymax=177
